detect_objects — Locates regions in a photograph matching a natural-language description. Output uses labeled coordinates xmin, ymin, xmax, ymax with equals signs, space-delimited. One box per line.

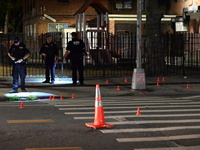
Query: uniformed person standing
xmin=64 ymin=32 xmax=86 ymax=86
xmin=8 ymin=37 xmax=30 ymax=93
xmin=40 ymin=35 xmax=58 ymax=84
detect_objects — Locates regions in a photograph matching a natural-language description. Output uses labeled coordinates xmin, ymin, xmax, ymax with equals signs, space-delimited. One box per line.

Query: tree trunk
xmin=145 ymin=0 xmax=165 ymax=76
xmin=4 ymin=9 xmax=9 ymax=34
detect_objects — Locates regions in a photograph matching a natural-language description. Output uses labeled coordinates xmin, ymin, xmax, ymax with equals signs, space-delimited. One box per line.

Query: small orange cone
xmin=49 ymin=96 xmax=53 ymax=100
xmin=156 ymin=82 xmax=160 ymax=86
xmin=71 ymin=93 xmax=76 ymax=98
xmin=136 ymin=108 xmax=142 ymax=115
xmin=51 ymin=96 xmax=56 ymax=100
xmin=186 ymin=84 xmax=190 ymax=89
xmin=162 ymin=77 xmax=165 ymax=82
xmin=124 ymin=78 xmax=128 ymax=82
xmin=117 ymin=85 xmax=121 ymax=90
xmin=157 ymin=77 xmax=160 ymax=82
xmin=106 ymin=79 xmax=109 ymax=84
xmin=85 ymin=84 xmax=114 ymax=129
xmin=60 ymin=95 xmax=64 ymax=99
xmin=19 ymin=102 xmax=24 ymax=108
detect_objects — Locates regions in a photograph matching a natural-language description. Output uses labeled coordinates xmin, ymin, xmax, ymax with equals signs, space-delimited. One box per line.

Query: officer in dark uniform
xmin=8 ymin=37 xmax=30 ymax=93
xmin=64 ymin=32 xmax=86 ymax=86
xmin=40 ymin=34 xmax=58 ymax=84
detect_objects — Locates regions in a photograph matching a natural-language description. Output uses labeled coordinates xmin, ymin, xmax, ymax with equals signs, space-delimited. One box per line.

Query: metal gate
xmin=1 ymin=32 xmax=200 ymax=78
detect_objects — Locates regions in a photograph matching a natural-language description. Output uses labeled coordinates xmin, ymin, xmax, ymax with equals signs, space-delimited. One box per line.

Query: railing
xmin=1 ymin=32 xmax=200 ymax=78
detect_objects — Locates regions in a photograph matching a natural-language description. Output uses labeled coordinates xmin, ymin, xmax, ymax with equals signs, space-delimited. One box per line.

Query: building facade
xmin=23 ymin=0 xmax=200 ymax=36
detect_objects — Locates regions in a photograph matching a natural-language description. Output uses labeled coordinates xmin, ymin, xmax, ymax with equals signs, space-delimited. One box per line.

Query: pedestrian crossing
xmin=55 ymin=97 xmax=200 ymax=149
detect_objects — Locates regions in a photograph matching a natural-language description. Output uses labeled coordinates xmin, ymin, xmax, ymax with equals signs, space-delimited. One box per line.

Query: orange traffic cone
xmin=49 ymin=96 xmax=53 ymax=100
xmin=162 ymin=77 xmax=165 ymax=82
xmin=106 ymin=79 xmax=109 ymax=84
xmin=186 ymin=84 xmax=190 ymax=89
xmin=136 ymin=108 xmax=142 ymax=115
xmin=19 ymin=102 xmax=24 ymax=108
xmin=124 ymin=78 xmax=128 ymax=82
xmin=157 ymin=77 xmax=160 ymax=82
xmin=156 ymin=82 xmax=160 ymax=86
xmin=85 ymin=84 xmax=114 ymax=129
xmin=51 ymin=96 xmax=56 ymax=100
xmin=71 ymin=93 xmax=76 ymax=98
xmin=117 ymin=85 xmax=121 ymax=90
xmin=60 ymin=95 xmax=64 ymax=99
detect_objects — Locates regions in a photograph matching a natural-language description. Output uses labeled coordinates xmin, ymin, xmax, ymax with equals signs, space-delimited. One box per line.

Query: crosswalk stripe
xmin=64 ymin=109 xmax=200 ymax=115
xmin=107 ymin=119 xmax=200 ymax=125
xmin=58 ymin=106 xmax=143 ymax=110
xmin=74 ymin=113 xmax=200 ymax=119
xmin=116 ymin=134 xmax=200 ymax=142
xmin=58 ymin=105 xmax=200 ymax=110
xmin=55 ymin=101 xmax=200 ymax=107
xmin=55 ymin=102 xmax=200 ymax=107
xmin=134 ymin=145 xmax=200 ymax=150
xmin=101 ymin=126 xmax=200 ymax=133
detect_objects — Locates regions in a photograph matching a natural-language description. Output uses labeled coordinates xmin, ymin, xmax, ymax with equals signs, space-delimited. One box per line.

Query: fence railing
xmin=1 ymin=32 xmax=200 ymax=78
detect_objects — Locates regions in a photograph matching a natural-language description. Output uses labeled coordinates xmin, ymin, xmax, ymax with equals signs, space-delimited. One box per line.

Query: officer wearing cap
xmin=40 ymin=34 xmax=58 ymax=84
xmin=8 ymin=37 xmax=30 ymax=93
xmin=64 ymin=32 xmax=86 ymax=85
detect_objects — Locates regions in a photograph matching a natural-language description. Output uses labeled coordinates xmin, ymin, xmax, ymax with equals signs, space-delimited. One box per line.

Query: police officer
xmin=40 ymin=34 xmax=58 ymax=84
xmin=8 ymin=37 xmax=30 ymax=93
xmin=64 ymin=32 xmax=86 ymax=86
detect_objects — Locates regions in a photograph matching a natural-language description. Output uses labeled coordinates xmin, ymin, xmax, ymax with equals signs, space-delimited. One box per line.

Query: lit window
xmin=123 ymin=1 xmax=132 ymax=9
xmin=115 ymin=0 xmax=132 ymax=9
xmin=48 ymin=23 xmax=69 ymax=32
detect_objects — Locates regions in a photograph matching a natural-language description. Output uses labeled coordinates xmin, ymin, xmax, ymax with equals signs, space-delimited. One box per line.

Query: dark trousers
xmin=71 ymin=60 xmax=84 ymax=84
xmin=12 ymin=64 xmax=26 ymax=90
xmin=45 ymin=63 xmax=56 ymax=81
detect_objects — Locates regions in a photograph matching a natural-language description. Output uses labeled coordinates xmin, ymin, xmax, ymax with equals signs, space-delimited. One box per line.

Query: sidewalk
xmin=0 ymin=76 xmax=200 ymax=101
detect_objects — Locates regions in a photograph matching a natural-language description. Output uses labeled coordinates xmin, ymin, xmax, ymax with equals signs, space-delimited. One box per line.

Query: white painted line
xmin=107 ymin=119 xmax=200 ymax=125
xmin=64 ymin=109 xmax=200 ymax=115
xmin=116 ymin=134 xmax=200 ymax=142
xmin=55 ymin=102 xmax=200 ymax=107
xmin=134 ymin=145 xmax=200 ymax=150
xmin=58 ymin=106 xmax=145 ymax=110
xmin=58 ymin=105 xmax=200 ymax=110
xmin=74 ymin=113 xmax=200 ymax=119
xmin=101 ymin=126 xmax=200 ymax=133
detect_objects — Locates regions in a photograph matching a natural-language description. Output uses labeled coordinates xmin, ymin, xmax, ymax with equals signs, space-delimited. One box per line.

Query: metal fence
xmin=1 ymin=32 xmax=200 ymax=78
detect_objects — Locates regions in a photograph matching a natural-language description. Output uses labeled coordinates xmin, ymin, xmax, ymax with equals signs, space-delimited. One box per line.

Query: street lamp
xmin=131 ymin=0 xmax=146 ymax=90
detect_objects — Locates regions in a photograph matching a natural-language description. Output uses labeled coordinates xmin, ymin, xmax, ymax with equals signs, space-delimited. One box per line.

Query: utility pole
xmin=131 ymin=0 xmax=146 ymax=90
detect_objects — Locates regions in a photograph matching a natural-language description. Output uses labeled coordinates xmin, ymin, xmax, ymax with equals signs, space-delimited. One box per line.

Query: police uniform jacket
xmin=66 ymin=38 xmax=85 ymax=62
xmin=40 ymin=41 xmax=58 ymax=66
xmin=8 ymin=43 xmax=30 ymax=64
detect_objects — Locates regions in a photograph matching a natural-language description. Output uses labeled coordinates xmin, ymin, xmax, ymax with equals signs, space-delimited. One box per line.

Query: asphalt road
xmin=1 ymin=76 xmax=200 ymax=150
xmin=1 ymin=93 xmax=200 ymax=150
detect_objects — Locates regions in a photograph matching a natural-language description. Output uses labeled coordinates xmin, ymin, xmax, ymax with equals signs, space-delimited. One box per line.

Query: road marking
xmin=101 ymin=125 xmax=200 ymax=133
xmin=58 ymin=105 xmax=200 ymax=110
xmin=134 ymin=145 xmax=200 ymax=150
xmin=107 ymin=119 xmax=200 ymax=125
xmin=7 ymin=119 xmax=54 ymax=123
xmin=116 ymin=134 xmax=200 ymax=142
xmin=74 ymin=113 xmax=200 ymax=119
xmin=25 ymin=147 xmax=83 ymax=150
xmin=64 ymin=109 xmax=200 ymax=115
xmin=59 ymin=106 xmax=145 ymax=110
xmin=55 ymin=102 xmax=200 ymax=107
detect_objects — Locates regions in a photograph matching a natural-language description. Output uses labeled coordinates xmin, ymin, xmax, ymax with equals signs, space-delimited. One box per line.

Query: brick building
xmin=23 ymin=0 xmax=200 ymax=36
